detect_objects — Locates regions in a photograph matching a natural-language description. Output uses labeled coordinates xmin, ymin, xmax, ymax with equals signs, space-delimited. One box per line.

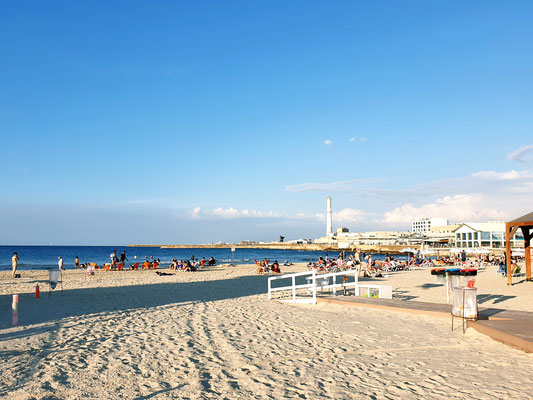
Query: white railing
xmin=267 ymin=269 xmax=359 ymax=304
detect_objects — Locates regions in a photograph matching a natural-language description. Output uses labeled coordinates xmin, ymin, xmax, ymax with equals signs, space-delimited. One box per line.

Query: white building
xmin=453 ymin=221 xmax=524 ymax=248
xmin=412 ymin=218 xmax=449 ymax=233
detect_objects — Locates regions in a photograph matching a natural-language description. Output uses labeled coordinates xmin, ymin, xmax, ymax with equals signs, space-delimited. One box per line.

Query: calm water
xmin=0 ymin=246 xmax=399 ymax=271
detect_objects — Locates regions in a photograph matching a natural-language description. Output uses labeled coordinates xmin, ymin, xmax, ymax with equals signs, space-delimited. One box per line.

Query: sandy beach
xmin=1 ymin=264 xmax=532 ymax=399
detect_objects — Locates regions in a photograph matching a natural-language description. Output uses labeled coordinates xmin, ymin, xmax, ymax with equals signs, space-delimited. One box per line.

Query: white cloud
xmin=286 ymin=178 xmax=384 ymax=193
xmin=349 ymin=137 xmax=355 ymax=142
xmin=334 ymin=208 xmax=366 ymax=222
xmin=188 ymin=206 xmax=281 ymax=220
xmin=382 ymin=194 xmax=508 ymax=225
xmin=471 ymin=170 xmax=520 ymax=180
xmin=507 ymin=144 xmax=533 ymax=164
xmin=190 ymin=206 xmax=202 ymax=219
xmin=324 ymin=139 xmax=332 ymax=146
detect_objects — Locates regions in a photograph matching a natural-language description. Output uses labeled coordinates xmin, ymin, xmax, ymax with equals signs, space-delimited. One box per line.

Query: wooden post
xmin=507 ymin=224 xmax=519 ymax=285
xmin=506 ymin=223 xmax=513 ymax=286
xmin=523 ymin=227 xmax=532 ymax=282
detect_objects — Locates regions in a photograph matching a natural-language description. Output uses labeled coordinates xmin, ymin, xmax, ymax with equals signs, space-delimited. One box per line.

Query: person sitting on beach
xmin=153 ymin=260 xmax=160 ymax=269
xmin=511 ymin=260 xmax=521 ymax=275
xmin=86 ymin=264 xmax=95 ymax=275
xmin=257 ymin=262 xmax=265 ymax=274
xmin=208 ymin=257 xmax=216 ymax=266
xmin=283 ymin=259 xmax=293 ymax=266
xmin=170 ymin=258 xmax=178 ymax=270
xmin=271 ymin=260 xmax=281 ymax=274
xmin=142 ymin=260 xmax=151 ymax=270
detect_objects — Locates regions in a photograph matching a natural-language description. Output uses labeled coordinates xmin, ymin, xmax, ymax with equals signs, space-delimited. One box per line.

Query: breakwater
xmin=128 ymin=243 xmax=433 ymax=255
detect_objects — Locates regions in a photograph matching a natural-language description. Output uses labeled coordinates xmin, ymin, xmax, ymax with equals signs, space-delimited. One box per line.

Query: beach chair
xmin=116 ymin=262 xmax=124 ymax=271
xmin=49 ymin=270 xmax=63 ymax=296
xmin=130 ymin=262 xmax=140 ymax=270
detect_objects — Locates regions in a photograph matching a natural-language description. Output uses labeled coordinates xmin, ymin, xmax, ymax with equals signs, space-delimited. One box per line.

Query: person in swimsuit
xmin=12 ymin=252 xmax=19 ymax=278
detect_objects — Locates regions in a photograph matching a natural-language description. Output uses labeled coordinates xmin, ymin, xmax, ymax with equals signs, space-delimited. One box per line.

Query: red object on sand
xmin=36 ymin=284 xmax=40 ymax=298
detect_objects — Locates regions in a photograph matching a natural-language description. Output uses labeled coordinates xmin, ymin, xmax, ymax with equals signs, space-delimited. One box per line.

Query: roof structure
xmin=510 ymin=212 xmax=533 ymax=224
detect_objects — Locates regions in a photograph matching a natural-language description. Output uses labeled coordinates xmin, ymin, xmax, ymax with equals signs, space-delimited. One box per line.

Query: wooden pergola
xmin=506 ymin=211 xmax=533 ymax=285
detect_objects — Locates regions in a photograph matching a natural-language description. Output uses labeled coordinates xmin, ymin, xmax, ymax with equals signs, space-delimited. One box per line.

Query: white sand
xmin=0 ymin=265 xmax=532 ymax=399
xmin=377 ymin=264 xmax=533 ymax=312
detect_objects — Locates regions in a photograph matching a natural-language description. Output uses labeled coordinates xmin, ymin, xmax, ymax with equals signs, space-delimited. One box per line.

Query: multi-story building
xmin=411 ymin=218 xmax=449 ymax=233
xmin=453 ymin=221 xmax=524 ymax=248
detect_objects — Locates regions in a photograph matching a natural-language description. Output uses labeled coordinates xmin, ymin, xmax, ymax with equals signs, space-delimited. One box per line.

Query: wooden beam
xmin=507 ymin=221 xmax=533 ymax=228
xmin=507 ymin=224 xmax=519 ymax=285
xmin=522 ymin=227 xmax=532 ymax=282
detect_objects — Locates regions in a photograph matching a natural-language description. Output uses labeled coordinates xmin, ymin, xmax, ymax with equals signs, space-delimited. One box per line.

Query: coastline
xmin=130 ymin=243 xmax=451 ymax=255
xmin=130 ymin=242 xmax=509 ymax=256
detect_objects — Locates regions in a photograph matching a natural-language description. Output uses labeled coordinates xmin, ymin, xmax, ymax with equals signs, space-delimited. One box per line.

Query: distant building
xmin=287 ymin=239 xmax=313 ymax=245
xmin=453 ymin=221 xmax=524 ymax=248
xmin=411 ymin=218 xmax=449 ymax=233
xmin=315 ymin=228 xmax=416 ymax=246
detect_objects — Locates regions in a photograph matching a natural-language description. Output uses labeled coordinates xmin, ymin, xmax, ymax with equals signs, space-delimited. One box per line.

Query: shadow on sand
xmin=0 ymin=274 xmax=271 ymax=332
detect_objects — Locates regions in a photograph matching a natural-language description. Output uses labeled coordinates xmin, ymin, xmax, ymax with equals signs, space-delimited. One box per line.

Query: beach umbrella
xmin=400 ymin=247 xmax=417 ymax=253
xmin=420 ymin=249 xmax=436 ymax=255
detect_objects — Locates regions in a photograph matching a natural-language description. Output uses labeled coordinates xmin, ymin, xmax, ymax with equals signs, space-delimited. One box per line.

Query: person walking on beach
xmin=120 ymin=251 xmax=128 ymax=265
xmin=75 ymin=256 xmax=80 ymax=269
xmin=11 ymin=252 xmax=19 ymax=278
xmin=354 ymin=250 xmax=361 ymax=265
xmin=110 ymin=250 xmax=118 ymax=267
xmin=58 ymin=256 xmax=64 ymax=270
xmin=461 ymin=250 xmax=467 ymax=263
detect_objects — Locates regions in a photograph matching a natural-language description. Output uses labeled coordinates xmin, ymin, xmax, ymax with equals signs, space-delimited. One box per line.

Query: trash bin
xmin=450 ymin=275 xmax=462 ymax=290
xmin=452 ymin=286 xmax=478 ymax=319
xmin=451 ymin=286 xmax=478 ymax=333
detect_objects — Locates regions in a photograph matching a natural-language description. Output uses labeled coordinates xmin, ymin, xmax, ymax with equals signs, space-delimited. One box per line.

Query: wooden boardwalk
xmin=318 ymin=295 xmax=533 ymax=353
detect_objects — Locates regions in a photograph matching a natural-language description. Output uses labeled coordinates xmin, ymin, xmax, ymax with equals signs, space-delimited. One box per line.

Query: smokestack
xmin=326 ymin=196 xmax=333 ymax=236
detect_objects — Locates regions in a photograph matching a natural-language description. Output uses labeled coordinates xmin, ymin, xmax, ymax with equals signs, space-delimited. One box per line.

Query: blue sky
xmin=1 ymin=1 xmax=533 ymax=245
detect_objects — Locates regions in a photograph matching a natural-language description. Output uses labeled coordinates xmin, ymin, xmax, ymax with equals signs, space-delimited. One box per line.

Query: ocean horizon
xmin=0 ymin=245 xmax=400 ymax=271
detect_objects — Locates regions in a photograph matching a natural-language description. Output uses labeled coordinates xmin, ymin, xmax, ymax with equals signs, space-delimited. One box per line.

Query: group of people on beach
xmin=9 ymin=250 xmax=218 ymax=278
xmin=304 ymin=249 xmax=510 ymax=278
xmin=256 ymin=259 xmax=291 ymax=274
xmin=168 ymin=257 xmax=216 ymax=271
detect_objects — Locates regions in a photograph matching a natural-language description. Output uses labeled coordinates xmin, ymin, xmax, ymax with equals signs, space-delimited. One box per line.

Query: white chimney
xmin=326 ymin=196 xmax=333 ymax=236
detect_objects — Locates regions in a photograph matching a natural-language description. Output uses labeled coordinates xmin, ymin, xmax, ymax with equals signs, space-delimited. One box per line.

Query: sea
xmin=0 ymin=246 xmax=401 ymax=271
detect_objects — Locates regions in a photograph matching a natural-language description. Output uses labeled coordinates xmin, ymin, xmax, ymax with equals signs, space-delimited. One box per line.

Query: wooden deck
xmin=318 ymin=295 xmax=533 ymax=353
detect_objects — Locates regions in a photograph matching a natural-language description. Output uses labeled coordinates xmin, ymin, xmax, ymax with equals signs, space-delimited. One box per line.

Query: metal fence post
xmin=312 ymin=270 xmax=317 ymax=304
xmin=292 ymin=275 xmax=296 ymax=303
